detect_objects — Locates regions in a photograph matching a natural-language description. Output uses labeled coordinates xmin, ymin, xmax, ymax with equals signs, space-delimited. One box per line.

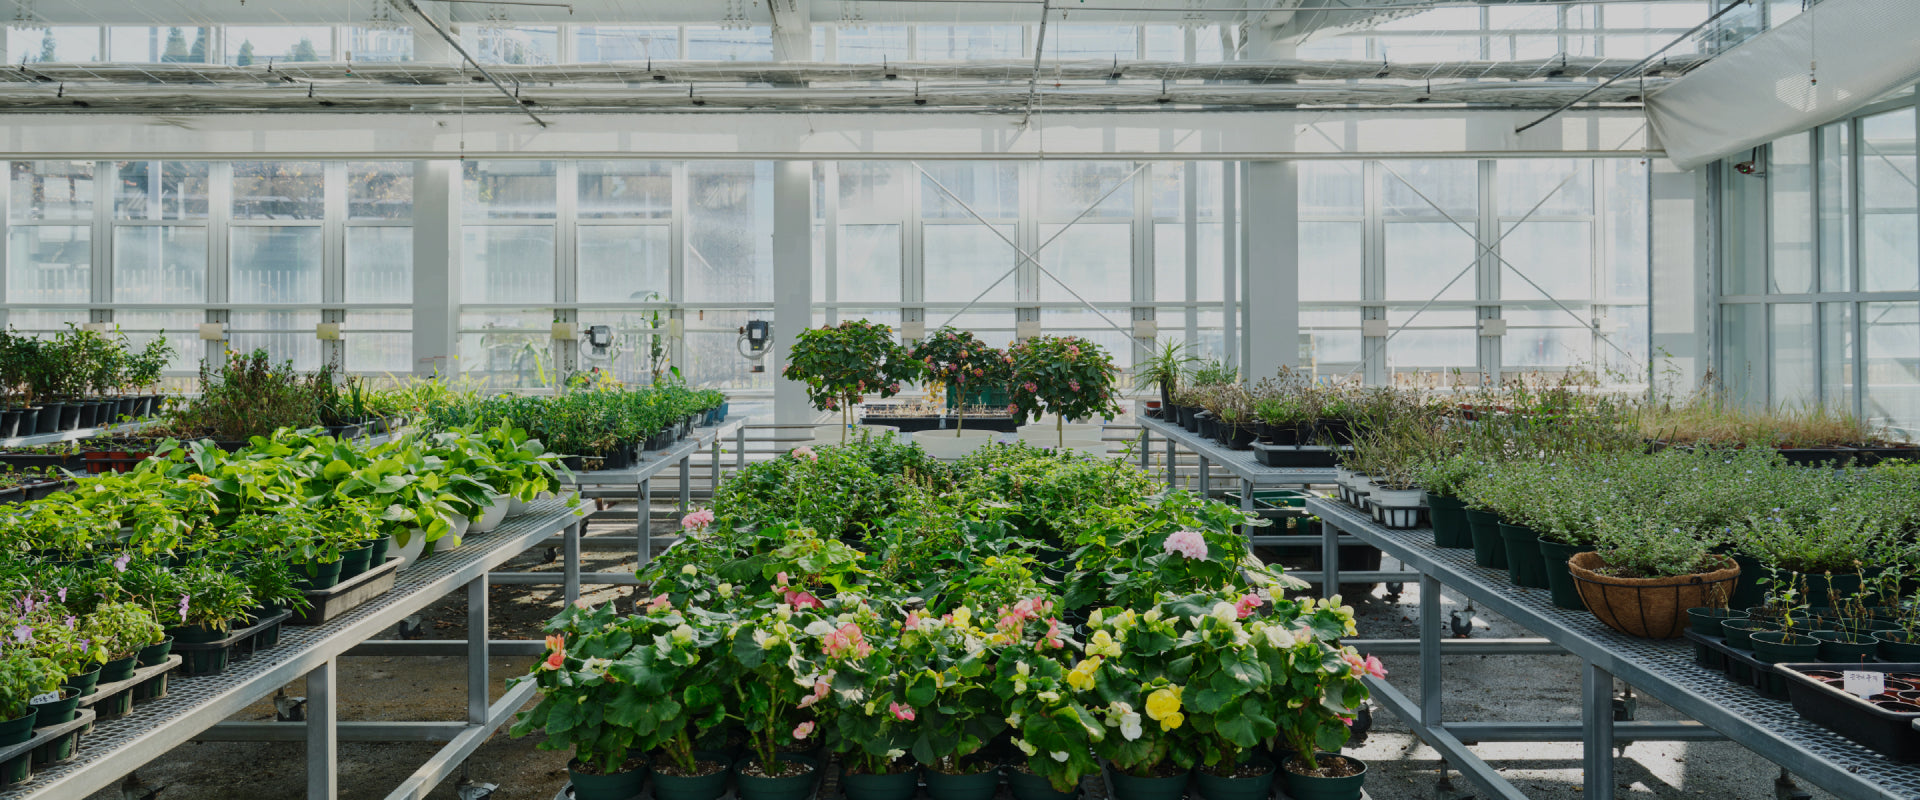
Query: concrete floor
xmin=84 ymin=515 xmax=1846 ymax=800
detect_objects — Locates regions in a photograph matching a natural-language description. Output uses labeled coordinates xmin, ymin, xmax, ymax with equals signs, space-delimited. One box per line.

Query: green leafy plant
xmin=1007 ymin=335 xmax=1124 ymax=448
xmin=911 ymin=327 xmax=1012 ymax=435
xmin=783 ymin=320 xmax=924 ymax=442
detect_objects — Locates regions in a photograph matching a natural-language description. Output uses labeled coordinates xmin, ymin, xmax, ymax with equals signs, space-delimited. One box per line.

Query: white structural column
xmin=1651 ymin=159 xmax=1711 ymax=396
xmin=413 ymin=160 xmax=460 ymax=377
xmin=1241 ymin=17 xmax=1301 ymax=380
xmin=772 ymin=160 xmax=814 ymax=426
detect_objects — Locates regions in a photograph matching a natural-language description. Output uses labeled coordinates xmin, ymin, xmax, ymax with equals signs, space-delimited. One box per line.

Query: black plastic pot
xmin=16 ymin=407 xmax=41 ymax=436
xmin=1463 ymin=508 xmax=1507 ymax=570
xmin=291 ymin=558 xmax=344 ymax=591
xmin=568 ymin=757 xmax=649 ymax=800
xmin=1425 ymin=493 xmax=1471 ymax=548
xmin=1221 ymin=425 xmax=1256 ymax=450
xmin=1498 ymin=522 xmax=1549 ymax=589
xmin=33 ymin=403 xmax=62 ymax=434
xmin=1192 ymin=760 xmax=1276 ymax=800
xmin=0 ymin=409 xmax=17 ymax=438
xmin=1538 ymin=538 xmax=1596 ymax=610
xmin=924 ymin=765 xmax=1001 ymax=800
xmin=1686 ymin=607 xmax=1745 ymax=638
xmin=1812 ymin=630 xmax=1879 ymax=663
xmin=56 ymin=402 xmax=80 ymax=431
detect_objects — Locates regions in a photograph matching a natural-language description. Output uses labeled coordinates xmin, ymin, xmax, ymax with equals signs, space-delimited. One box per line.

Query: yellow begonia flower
xmin=1087 ymin=630 xmax=1122 ymax=659
xmin=1145 ymin=686 xmax=1183 ymax=723
xmin=1160 ymin=711 xmax=1185 ymax=730
xmin=952 ymin=608 xmax=972 ymax=628
xmin=1066 ymin=657 xmax=1101 ymax=691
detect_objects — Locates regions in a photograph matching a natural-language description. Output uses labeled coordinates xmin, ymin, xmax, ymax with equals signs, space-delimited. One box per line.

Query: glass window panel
xmin=1048 ymin=25 xmax=1138 ymax=59
xmin=838 ymin=224 xmax=901 ymax=303
xmin=1150 ymin=163 xmax=1183 ymax=220
xmin=1504 ymin=328 xmax=1592 ymax=370
xmin=1144 ymin=26 xmax=1184 ymax=61
xmin=1039 ymin=224 xmax=1130 ymax=303
xmin=1193 ymin=26 xmax=1227 ymax=62
xmin=1154 ymin=223 xmax=1185 ymax=301
xmin=1385 ymin=222 xmax=1476 ymax=302
xmin=835 ymin=26 xmax=909 ymax=62
xmin=11 ymin=161 xmax=94 ymax=222
xmin=225 ymin=27 xmax=333 ymax=63
xmin=1489 ymin=6 xmax=1558 ymax=28
xmin=346 ymin=227 xmax=414 ymax=304
xmin=108 ymin=26 xmax=211 ymax=62
xmin=1500 ymin=221 xmax=1591 ymax=301
xmin=916 ymin=26 xmax=1023 ymax=60
xmin=681 ymin=310 xmax=773 ymax=391
xmin=1297 ymin=38 xmax=1368 ymax=59
xmin=579 ymin=225 xmax=671 ymax=303
xmin=838 ymin=162 xmax=908 ymax=223
xmin=230 ymin=311 xmax=322 ymax=370
xmin=1379 ymin=8 xmax=1483 ymax=31
xmin=1195 ymin=163 xmax=1224 ymax=219
xmin=8 ymin=27 xmax=99 ymax=63
xmin=813 ymin=221 xmax=826 ymax=301
xmin=686 ymin=162 xmax=773 ymax=303
xmin=459 ymin=310 xmax=554 ymax=389
xmin=113 ymin=226 xmax=206 ymax=303
xmin=1377 ymin=37 xmax=1482 ymax=61
xmin=462 ymin=226 xmax=555 ymax=304
xmin=923 ymin=163 xmax=1018 ymax=219
xmin=1818 ymin=122 xmax=1853 ymax=291
xmin=1607 ymin=3 xmax=1710 ymax=27
xmin=1383 ymin=161 xmax=1477 ymax=218
xmin=115 ymin=161 xmax=210 ymax=220
xmin=575 ymin=26 xmax=680 ymax=61
xmin=925 ymin=225 xmax=1017 ymax=304
xmin=349 ymin=162 xmax=413 ymax=220
xmin=1822 ymin=301 xmax=1854 ymax=410
xmin=114 ymin=311 xmax=200 ymax=372
xmin=464 ymin=161 xmax=556 ymax=221
xmin=1771 ymin=303 xmax=1816 ymax=407
xmin=6 ymin=226 xmax=89 ymax=304
xmin=466 ymin=26 xmax=557 ymax=65
xmin=1861 ymin=109 xmax=1918 ymax=293
xmin=685 ymin=26 xmax=773 ymax=60
xmin=344 ymin=27 xmax=413 ymax=62
xmin=1865 ymin=301 xmax=1920 ymax=434
xmin=1490 ymin=35 xmax=1562 ymax=60
xmin=1300 ymin=162 xmax=1364 ymax=217
xmin=233 ymin=161 xmax=324 ymax=221
xmin=1769 ymin=133 xmax=1815 ymax=293
xmin=1604 ymin=158 xmax=1649 ymax=300
xmin=1498 ymin=159 xmax=1593 ymax=217
xmin=1301 ymin=221 xmax=1363 ymax=302
xmin=1041 ymin=162 xmax=1135 ymax=219
xmin=579 ymin=161 xmax=672 ymax=219
xmin=1195 ymin=223 xmax=1224 ymax=303
xmin=230 ymin=226 xmax=321 ymax=303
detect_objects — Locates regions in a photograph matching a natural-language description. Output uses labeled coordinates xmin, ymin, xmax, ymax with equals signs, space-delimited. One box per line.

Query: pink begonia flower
xmin=1042 ymin=618 xmax=1065 ymax=649
xmin=1022 ymin=382 xmax=1039 ymax=393
xmin=1068 ymin=380 xmax=1080 ymax=392
xmin=1362 ymin=655 xmax=1388 ymax=679
xmin=798 ymin=678 xmax=832 ymax=709
xmin=542 ymin=650 xmax=565 ymax=671
xmin=784 ymin=589 xmax=824 ymax=609
xmin=1067 ymin=345 xmax=1081 ymax=357
xmin=792 ymin=446 xmax=817 ymax=461
xmin=776 ymin=571 xmax=791 ymax=587
xmin=793 ymin=721 xmax=816 ymax=740
xmin=1235 ymin=594 xmax=1264 ymax=619
xmin=890 ymin=702 xmax=916 ymax=721
xmin=647 ymin=594 xmax=672 ymax=613
xmin=1163 ymin=530 xmax=1208 ymax=559
xmin=823 ymin=623 xmax=871 ymax=657
xmin=904 ymin=611 xmax=922 ymax=631
xmin=681 ymin=509 xmax=716 ymax=530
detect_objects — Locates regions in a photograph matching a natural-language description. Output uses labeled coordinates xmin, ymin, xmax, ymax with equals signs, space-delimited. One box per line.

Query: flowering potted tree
xmin=1007 ymin=335 xmax=1124 ymax=448
xmin=911 ymin=328 xmax=1012 ymax=436
xmin=782 ymin=321 xmax=924 ymax=442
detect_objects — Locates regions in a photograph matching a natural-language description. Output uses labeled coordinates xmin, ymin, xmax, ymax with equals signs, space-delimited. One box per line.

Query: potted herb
xmin=783 ymin=320 xmax=923 ymax=443
xmin=1007 ymin=335 xmax=1124 ymax=449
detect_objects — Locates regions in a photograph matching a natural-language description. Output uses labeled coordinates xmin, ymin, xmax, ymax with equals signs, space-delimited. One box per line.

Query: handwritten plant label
xmin=1844 ymin=670 xmax=1885 ymax=700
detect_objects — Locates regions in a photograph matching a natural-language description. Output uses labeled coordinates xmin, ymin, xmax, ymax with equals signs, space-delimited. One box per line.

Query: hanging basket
xmin=1568 ymin=552 xmax=1740 ymax=639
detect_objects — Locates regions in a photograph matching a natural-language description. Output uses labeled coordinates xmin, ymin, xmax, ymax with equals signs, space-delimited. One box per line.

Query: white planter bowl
xmin=505 ymin=495 xmax=531 ymax=517
xmin=469 ymin=494 xmax=509 ymax=534
xmin=390 ymin=529 xmax=429 ymax=571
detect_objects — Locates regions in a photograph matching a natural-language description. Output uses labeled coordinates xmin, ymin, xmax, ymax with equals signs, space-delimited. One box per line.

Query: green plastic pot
xmin=925 ymin=765 xmax=1002 ymax=800
xmin=1280 ymin=753 xmax=1366 ymax=800
xmin=336 ymin=542 xmax=377 ymax=581
xmin=1685 ymin=608 xmax=1745 ymax=638
xmin=1749 ymin=630 xmax=1821 ymax=664
xmin=1538 ymin=538 xmax=1595 ymax=610
xmin=1463 ymin=508 xmax=1507 ymax=570
xmin=1498 ymin=522 xmax=1549 ymax=589
xmin=651 ymin=753 xmax=732 ymax=800
xmin=1425 ymin=493 xmax=1472 ymax=549
xmin=1719 ymin=618 xmax=1778 ymax=651
xmin=369 ymin=536 xmax=392 ymax=566
xmin=842 ymin=767 xmax=922 ymax=800
xmin=99 ymin=654 xmax=138 ymax=684
xmin=62 ymin=666 xmax=102 ymax=698
xmin=29 ymin=689 xmax=78 ymax=766
xmin=0 ymin=708 xmax=37 ymax=785
xmin=568 ymin=758 xmax=648 ymax=800
xmin=292 ymin=558 xmax=344 ymax=591
xmin=1107 ymin=765 xmax=1190 ymax=800
xmin=137 ymin=637 xmax=174 ymax=668
xmin=1875 ymin=630 xmax=1920 ymax=661
xmin=735 ymin=755 xmax=818 ymax=800
xmin=1811 ymin=630 xmax=1879 ymax=663
xmin=1004 ymin=765 xmax=1077 ymax=800
xmin=1789 ymin=569 xmax=1872 ymax=608
xmin=1193 ymin=760 xmax=1276 ymax=800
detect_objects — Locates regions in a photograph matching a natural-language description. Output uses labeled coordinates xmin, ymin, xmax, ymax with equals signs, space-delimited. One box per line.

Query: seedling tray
xmin=1777 ymin=662 xmax=1920 ymax=762
xmin=0 ymin=707 xmax=96 ymax=788
xmin=1683 ymin=630 xmax=1800 ymax=701
xmin=1248 ymin=443 xmax=1338 ymax=469
xmin=290 ymin=557 xmax=403 ymax=625
xmin=76 ymin=655 xmax=181 ymax=722
xmin=171 ymin=610 xmax=292 ymax=677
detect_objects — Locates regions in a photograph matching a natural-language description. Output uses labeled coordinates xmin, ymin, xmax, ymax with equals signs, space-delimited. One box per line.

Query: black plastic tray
xmin=290 ymin=557 xmax=402 ymax=625
xmin=1249 ymin=442 xmax=1338 ymax=468
xmin=1777 ymin=662 xmax=1920 ymax=762
xmin=170 ymin=610 xmax=292 ymax=677
xmin=77 ymin=655 xmax=180 ymax=722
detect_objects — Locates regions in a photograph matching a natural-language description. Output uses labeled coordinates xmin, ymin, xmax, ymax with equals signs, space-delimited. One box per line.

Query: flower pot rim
xmin=1280 ymin=752 xmax=1367 ymax=779
xmin=1567 ymin=551 xmax=1740 ymax=586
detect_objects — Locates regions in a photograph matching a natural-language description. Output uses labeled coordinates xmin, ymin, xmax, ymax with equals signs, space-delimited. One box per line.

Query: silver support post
xmin=1197 ymin=456 xmax=1210 ymax=496
xmin=467 ymin=577 xmax=488 ymax=724
xmin=710 ymin=437 xmax=721 ymax=492
xmin=307 ymin=660 xmax=337 ymax=800
xmin=735 ymin=427 xmax=747 ymax=470
xmin=1165 ymin=435 xmax=1177 ymax=489
xmin=1138 ymin=429 xmax=1149 ymax=470
xmin=1420 ymin=575 xmax=1443 ymax=727
xmin=563 ymin=520 xmax=581 ymax=605
xmin=1239 ymin=479 xmax=1254 ymax=512
xmin=637 ymin=476 xmax=652 ymax=567
xmin=1583 ymin=662 xmax=1616 ymax=800
xmin=679 ymin=456 xmax=691 ymax=514
xmin=1321 ymin=517 xmax=1341 ymax=600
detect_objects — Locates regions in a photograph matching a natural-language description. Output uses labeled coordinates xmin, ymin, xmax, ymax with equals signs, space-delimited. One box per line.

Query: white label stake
xmin=1843 ymin=670 xmax=1885 ymax=699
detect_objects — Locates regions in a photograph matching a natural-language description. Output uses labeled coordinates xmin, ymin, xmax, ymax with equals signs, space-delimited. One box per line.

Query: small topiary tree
xmin=910 ymin=327 xmax=1011 ymax=436
xmin=1007 ymin=334 xmax=1124 ymax=448
xmin=783 ymin=320 xmax=924 ymax=441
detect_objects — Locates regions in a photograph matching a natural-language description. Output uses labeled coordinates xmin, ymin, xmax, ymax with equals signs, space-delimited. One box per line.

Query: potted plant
xmin=1007 ymin=335 xmax=1124 ymax=449
xmin=0 ymin=649 xmax=61 ymax=785
xmin=1133 ymin=339 xmax=1196 ymax=419
xmin=901 ymin=612 xmax=1007 ymax=800
xmin=783 ymin=320 xmax=924 ymax=443
xmin=1268 ymin=600 xmax=1377 ymax=800
xmin=77 ymin=601 xmax=163 ymax=686
xmin=912 ymin=328 xmax=1012 ymax=437
xmin=167 ymin=563 xmax=256 ymax=674
xmin=819 ymin=606 xmax=922 ymax=800
xmin=1567 ymin=518 xmax=1740 ymax=639
xmin=728 ymin=603 xmax=833 ymax=800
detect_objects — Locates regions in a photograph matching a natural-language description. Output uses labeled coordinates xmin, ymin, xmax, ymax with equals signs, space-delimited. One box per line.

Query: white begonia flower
xmin=681 ymin=564 xmax=698 ymax=576
xmin=774 ymin=604 xmax=792 ymax=621
xmin=1051 ymin=751 xmax=1070 ymax=763
xmin=804 ymin=620 xmax=836 ymax=636
xmin=1143 ymin=608 xmax=1164 ymax=623
xmin=580 ymin=657 xmax=613 ymax=679
xmin=1014 ymin=738 xmax=1037 ymax=756
xmin=1007 ymin=713 xmax=1023 ymax=727
xmin=1089 ymin=609 xmax=1106 ymax=626
xmin=1265 ymin=626 xmax=1297 ymax=648
xmin=671 ymin=624 xmax=696 ymax=644
xmin=1210 ymin=602 xmax=1237 ymax=623
xmin=717 ymin=583 xmax=734 ymax=598
xmin=752 ymin=628 xmax=772 ymax=647
xmin=1119 ymin=710 xmax=1143 ymax=741
xmin=885 ymin=749 xmax=906 ymax=761
xmin=1037 ymin=691 xmax=1059 ymax=702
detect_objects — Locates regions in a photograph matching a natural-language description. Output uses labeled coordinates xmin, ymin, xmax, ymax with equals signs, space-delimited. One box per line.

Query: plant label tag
xmin=1844 ymin=671 xmax=1884 ymax=699
xmin=29 ymin=691 xmax=60 ymax=705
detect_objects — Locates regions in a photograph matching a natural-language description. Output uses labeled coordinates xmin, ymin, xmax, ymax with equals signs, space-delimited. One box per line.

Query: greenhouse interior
xmin=0 ymin=0 xmax=1916 ymax=798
